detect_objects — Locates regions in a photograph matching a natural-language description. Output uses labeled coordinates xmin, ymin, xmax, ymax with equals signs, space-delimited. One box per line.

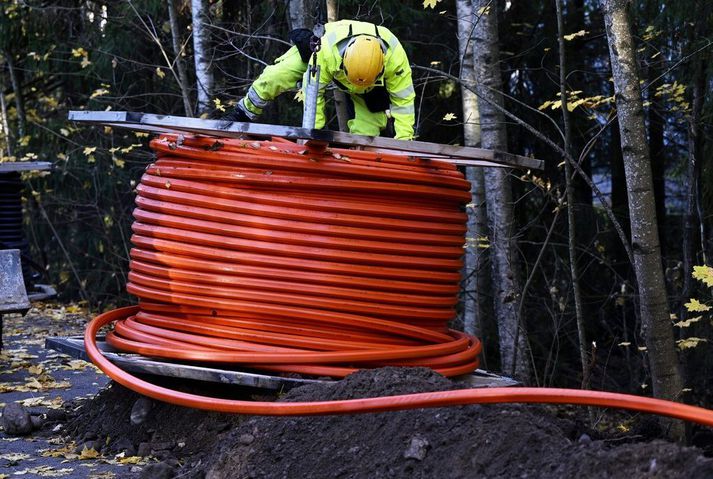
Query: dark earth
xmin=4 ymin=305 xmax=713 ymax=478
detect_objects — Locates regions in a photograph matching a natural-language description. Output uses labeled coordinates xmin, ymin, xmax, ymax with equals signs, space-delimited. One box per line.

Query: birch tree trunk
xmin=473 ymin=0 xmax=529 ymax=380
xmin=0 ymin=78 xmax=12 ymax=157
xmin=601 ymin=0 xmax=684 ymax=427
xmin=3 ymin=51 xmax=25 ymax=139
xmin=327 ymin=0 xmax=349 ymax=132
xmin=287 ymin=0 xmax=318 ymax=30
xmin=456 ymin=0 xmax=487 ymax=339
xmin=191 ymin=0 xmax=214 ymax=115
xmin=168 ymin=0 xmax=193 ymax=116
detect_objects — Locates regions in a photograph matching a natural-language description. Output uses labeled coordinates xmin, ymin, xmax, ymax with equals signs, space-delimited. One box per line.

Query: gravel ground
xmin=0 ymin=304 xmax=141 ymax=479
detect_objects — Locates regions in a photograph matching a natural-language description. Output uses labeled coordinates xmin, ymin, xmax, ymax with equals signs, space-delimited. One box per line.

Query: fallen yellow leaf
xmin=79 ymin=447 xmax=101 ymax=460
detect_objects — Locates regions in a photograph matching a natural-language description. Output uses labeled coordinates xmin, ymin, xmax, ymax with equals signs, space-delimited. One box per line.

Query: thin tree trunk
xmin=456 ymin=0 xmax=487 ymax=339
xmin=648 ymin=92 xmax=666 ymax=248
xmin=168 ymin=0 xmax=193 ymax=116
xmin=568 ymin=0 xmax=595 ymax=241
xmin=0 ymin=78 xmax=13 ymax=157
xmin=555 ymin=0 xmax=590 ymax=390
xmin=326 ymin=0 xmax=349 ymax=132
xmin=681 ymin=10 xmax=708 ymax=319
xmin=286 ymin=0 xmax=317 ymax=30
xmin=191 ymin=0 xmax=214 ymax=115
xmin=610 ymin=117 xmax=631 ymax=279
xmin=3 ymin=51 xmax=26 ymax=139
xmin=601 ymin=0 xmax=684 ymax=437
xmin=473 ymin=0 xmax=529 ymax=381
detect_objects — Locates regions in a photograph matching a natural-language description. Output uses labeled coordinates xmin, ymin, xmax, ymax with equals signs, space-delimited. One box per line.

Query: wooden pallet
xmin=46 ymin=336 xmax=520 ymax=391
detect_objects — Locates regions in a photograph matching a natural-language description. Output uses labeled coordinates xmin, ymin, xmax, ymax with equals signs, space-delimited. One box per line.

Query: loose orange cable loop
xmin=85 ymin=135 xmax=713 ymax=426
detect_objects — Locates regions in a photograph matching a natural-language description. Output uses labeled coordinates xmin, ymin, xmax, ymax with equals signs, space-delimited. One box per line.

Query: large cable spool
xmin=84 ymin=134 xmax=713 ymax=426
xmin=105 ymin=135 xmax=481 ymax=378
xmin=75 ymin=116 xmax=713 ymax=426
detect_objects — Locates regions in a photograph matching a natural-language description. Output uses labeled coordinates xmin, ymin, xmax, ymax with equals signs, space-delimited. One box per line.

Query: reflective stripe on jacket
xmin=242 ymin=46 xmax=307 ymax=117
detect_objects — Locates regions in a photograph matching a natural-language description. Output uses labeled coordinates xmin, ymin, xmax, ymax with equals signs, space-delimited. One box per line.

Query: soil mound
xmin=64 ymin=368 xmax=713 ymax=478
xmin=197 ymin=367 xmax=713 ymax=479
xmin=65 ymin=382 xmax=243 ymax=469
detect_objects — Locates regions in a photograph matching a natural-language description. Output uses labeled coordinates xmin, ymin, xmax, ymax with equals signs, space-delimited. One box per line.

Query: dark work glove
xmin=289 ymin=28 xmax=315 ymax=63
xmin=362 ymin=87 xmax=390 ymax=113
xmin=221 ymin=106 xmax=252 ymax=123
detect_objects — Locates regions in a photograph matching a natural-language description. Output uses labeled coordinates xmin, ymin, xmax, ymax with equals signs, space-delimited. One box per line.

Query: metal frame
xmin=0 ymin=249 xmax=31 ymax=350
xmin=0 ymin=249 xmax=31 ymax=314
xmin=68 ymin=111 xmax=543 ymax=170
xmin=45 ymin=336 xmax=519 ymax=391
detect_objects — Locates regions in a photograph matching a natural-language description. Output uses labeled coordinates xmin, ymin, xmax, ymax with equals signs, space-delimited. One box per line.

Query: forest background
xmin=1 ymin=0 xmax=712 ymax=420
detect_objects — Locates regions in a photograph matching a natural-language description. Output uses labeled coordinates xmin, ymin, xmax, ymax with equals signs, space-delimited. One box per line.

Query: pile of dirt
xmin=193 ymin=368 xmax=713 ymax=479
xmin=64 ymin=382 xmax=245 ymax=474
xmin=64 ymin=368 xmax=713 ymax=478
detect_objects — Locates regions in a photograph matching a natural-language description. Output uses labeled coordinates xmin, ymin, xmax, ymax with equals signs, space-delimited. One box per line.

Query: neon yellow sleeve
xmin=241 ymin=47 xmax=307 ymax=117
xmin=384 ymin=45 xmax=415 ymax=140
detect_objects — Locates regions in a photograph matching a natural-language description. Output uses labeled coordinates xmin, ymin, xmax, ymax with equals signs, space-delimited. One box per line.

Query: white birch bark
xmin=168 ymin=0 xmax=193 ymax=116
xmin=191 ymin=0 xmax=213 ymax=115
xmin=327 ymin=0 xmax=349 ymax=132
xmin=3 ymin=51 xmax=25 ymax=139
xmin=0 ymin=78 xmax=12 ymax=157
xmin=287 ymin=0 xmax=317 ymax=30
xmin=473 ymin=0 xmax=530 ymax=380
xmin=456 ymin=0 xmax=487 ymax=338
xmin=601 ymin=0 xmax=684 ymax=411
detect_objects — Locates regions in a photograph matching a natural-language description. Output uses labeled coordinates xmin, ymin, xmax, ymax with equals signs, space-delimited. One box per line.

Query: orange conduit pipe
xmin=87 ymin=308 xmax=713 ymax=425
xmin=85 ymin=135 xmax=713 ymax=427
xmin=106 ymin=135 xmax=480 ymax=378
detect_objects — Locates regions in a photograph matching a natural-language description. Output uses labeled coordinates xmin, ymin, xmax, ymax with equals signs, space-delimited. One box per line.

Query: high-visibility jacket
xmin=240 ymin=20 xmax=415 ymax=140
xmin=305 ymin=20 xmax=415 ymax=140
xmin=239 ymin=47 xmax=307 ymax=121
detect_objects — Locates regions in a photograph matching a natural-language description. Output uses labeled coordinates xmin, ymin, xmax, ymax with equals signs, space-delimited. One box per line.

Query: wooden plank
xmin=0 ymin=161 xmax=53 ymax=173
xmin=45 ymin=336 xmax=520 ymax=390
xmin=45 ymin=336 xmax=323 ymax=391
xmin=68 ymin=111 xmax=544 ymax=170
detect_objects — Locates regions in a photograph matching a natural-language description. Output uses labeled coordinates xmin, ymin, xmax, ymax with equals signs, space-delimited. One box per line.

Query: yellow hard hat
xmin=343 ymin=36 xmax=384 ymax=87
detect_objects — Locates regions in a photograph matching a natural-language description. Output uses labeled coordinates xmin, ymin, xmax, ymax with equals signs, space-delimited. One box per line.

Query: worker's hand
xmin=221 ymin=106 xmax=252 ymax=123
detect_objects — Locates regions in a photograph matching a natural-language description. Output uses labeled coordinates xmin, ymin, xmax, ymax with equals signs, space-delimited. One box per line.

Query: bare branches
xmin=414 ymin=64 xmax=636 ymax=266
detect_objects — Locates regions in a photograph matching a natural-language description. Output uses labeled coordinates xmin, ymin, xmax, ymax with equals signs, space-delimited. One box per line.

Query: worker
xmin=223 ymin=19 xmax=415 ymax=140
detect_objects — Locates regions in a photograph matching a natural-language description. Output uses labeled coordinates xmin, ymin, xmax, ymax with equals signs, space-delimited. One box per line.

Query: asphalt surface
xmin=0 ymin=304 xmax=143 ymax=479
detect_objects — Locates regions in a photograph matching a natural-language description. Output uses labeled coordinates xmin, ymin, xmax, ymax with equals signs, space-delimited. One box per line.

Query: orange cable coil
xmin=86 ymin=135 xmax=713 ymax=427
xmin=104 ymin=135 xmax=480 ymax=378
